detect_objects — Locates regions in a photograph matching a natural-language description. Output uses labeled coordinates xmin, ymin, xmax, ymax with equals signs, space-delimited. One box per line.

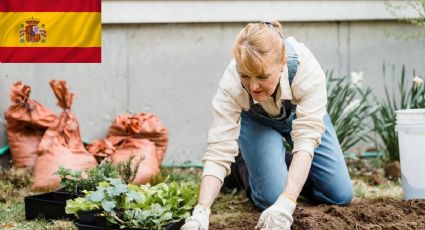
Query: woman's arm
xmin=198 ymin=175 xmax=222 ymax=208
xmin=181 ymin=62 xmax=242 ymax=229
xmin=254 ymin=151 xmax=312 ymax=229
xmin=181 ymin=175 xmax=222 ymax=230
xmin=283 ymin=150 xmax=312 ymax=200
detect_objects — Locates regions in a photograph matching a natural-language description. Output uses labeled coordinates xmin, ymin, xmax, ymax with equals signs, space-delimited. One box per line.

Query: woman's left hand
xmin=254 ymin=194 xmax=296 ymax=230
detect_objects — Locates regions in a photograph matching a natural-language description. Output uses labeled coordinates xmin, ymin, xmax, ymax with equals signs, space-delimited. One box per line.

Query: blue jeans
xmin=238 ymin=111 xmax=353 ymax=210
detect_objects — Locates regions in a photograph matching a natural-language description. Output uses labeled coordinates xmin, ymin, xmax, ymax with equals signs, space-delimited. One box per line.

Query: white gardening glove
xmin=254 ymin=194 xmax=296 ymax=230
xmin=181 ymin=204 xmax=211 ymax=230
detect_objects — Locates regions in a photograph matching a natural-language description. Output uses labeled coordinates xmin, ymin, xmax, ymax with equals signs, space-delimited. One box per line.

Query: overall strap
xmin=284 ymin=39 xmax=299 ymax=86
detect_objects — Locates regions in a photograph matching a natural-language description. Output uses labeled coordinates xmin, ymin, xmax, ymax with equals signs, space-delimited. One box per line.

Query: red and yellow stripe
xmin=0 ymin=0 xmax=101 ymax=63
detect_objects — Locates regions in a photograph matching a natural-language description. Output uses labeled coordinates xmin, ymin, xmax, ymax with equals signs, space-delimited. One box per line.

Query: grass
xmin=352 ymin=179 xmax=403 ymax=201
xmin=0 ymin=202 xmax=76 ymax=230
xmin=0 ymin=167 xmax=76 ymax=230
xmin=0 ymin=165 xmax=403 ymax=229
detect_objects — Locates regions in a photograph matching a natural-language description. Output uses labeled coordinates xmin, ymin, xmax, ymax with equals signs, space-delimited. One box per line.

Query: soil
xmin=210 ymin=198 xmax=425 ymax=230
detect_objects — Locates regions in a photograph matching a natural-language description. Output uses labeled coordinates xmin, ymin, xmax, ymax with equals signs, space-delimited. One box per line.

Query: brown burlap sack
xmin=87 ymin=136 xmax=159 ymax=185
xmin=86 ymin=136 xmax=125 ymax=161
xmin=32 ymin=80 xmax=97 ymax=191
xmin=107 ymin=113 xmax=168 ymax=163
xmin=4 ymin=81 xmax=58 ymax=168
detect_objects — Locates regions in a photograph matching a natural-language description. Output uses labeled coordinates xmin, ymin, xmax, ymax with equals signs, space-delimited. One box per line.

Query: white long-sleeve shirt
xmin=202 ymin=36 xmax=327 ymax=182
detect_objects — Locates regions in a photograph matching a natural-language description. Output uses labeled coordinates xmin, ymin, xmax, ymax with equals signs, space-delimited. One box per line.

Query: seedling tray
xmin=75 ymin=218 xmax=185 ymax=230
xmin=53 ymin=188 xmax=83 ymax=202
xmin=78 ymin=210 xmax=102 ymax=225
xmin=24 ymin=190 xmax=81 ymax=220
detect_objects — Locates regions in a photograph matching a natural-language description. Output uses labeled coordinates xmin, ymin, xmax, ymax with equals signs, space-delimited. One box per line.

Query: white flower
xmin=413 ymin=76 xmax=423 ymax=87
xmin=351 ymin=71 xmax=364 ymax=88
xmin=342 ymin=99 xmax=361 ymax=116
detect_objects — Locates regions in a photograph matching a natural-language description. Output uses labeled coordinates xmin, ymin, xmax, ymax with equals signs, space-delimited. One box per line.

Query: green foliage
xmin=65 ymin=195 xmax=100 ymax=214
xmin=371 ymin=65 xmax=425 ymax=162
xmin=115 ymin=155 xmax=143 ymax=184
xmin=66 ymin=178 xmax=199 ymax=229
xmin=326 ymin=71 xmax=379 ymax=153
xmin=56 ymin=160 xmax=119 ymax=194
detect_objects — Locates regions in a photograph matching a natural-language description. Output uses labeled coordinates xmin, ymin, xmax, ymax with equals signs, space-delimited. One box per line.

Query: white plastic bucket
xmin=395 ymin=109 xmax=425 ymax=200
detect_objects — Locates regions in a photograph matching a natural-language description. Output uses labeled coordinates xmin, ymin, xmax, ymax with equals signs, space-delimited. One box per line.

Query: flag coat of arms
xmin=0 ymin=0 xmax=101 ymax=63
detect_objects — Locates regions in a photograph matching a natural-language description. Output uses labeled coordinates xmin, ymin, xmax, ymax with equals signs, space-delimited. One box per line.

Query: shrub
xmin=371 ymin=65 xmax=424 ymax=162
xmin=326 ymin=71 xmax=379 ymax=154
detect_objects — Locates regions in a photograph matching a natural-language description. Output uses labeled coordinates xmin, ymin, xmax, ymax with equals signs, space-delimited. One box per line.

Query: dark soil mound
xmin=210 ymin=199 xmax=425 ymax=229
xmin=293 ymin=198 xmax=425 ymax=230
xmin=210 ymin=212 xmax=260 ymax=230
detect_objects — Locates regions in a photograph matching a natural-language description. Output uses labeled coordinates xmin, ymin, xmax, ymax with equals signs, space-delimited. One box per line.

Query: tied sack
xmin=32 ymin=80 xmax=97 ymax=191
xmin=87 ymin=136 xmax=159 ymax=184
xmin=4 ymin=81 xmax=57 ymax=168
xmin=107 ymin=113 xmax=168 ymax=163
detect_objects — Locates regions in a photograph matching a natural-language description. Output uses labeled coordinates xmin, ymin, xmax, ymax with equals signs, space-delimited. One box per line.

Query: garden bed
xmin=210 ymin=198 xmax=425 ymax=229
xmin=2 ymin=167 xmax=422 ymax=229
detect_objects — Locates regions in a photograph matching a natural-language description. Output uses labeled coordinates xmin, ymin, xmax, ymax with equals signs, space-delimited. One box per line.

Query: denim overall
xmin=237 ymin=39 xmax=353 ymax=210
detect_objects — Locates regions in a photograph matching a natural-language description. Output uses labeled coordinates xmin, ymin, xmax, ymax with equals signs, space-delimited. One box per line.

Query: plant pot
xmin=164 ymin=219 xmax=186 ymax=230
xmin=53 ymin=188 xmax=83 ymax=203
xmin=94 ymin=214 xmax=119 ymax=228
xmin=24 ymin=188 xmax=85 ymax=221
xmin=24 ymin=192 xmax=76 ymax=220
xmin=75 ymin=223 xmax=113 ymax=230
xmin=75 ymin=217 xmax=185 ymax=230
xmin=78 ymin=210 xmax=102 ymax=225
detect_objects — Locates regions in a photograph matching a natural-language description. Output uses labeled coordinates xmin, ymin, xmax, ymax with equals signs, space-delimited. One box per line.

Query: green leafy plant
xmin=115 ymin=155 xmax=143 ymax=184
xmin=66 ymin=178 xmax=199 ymax=229
xmin=371 ymin=64 xmax=425 ymax=162
xmin=56 ymin=160 xmax=119 ymax=194
xmin=326 ymin=71 xmax=379 ymax=154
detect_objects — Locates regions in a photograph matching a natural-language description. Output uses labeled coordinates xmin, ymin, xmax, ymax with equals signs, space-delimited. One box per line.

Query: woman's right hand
xmin=180 ymin=204 xmax=211 ymax=230
xmin=181 ymin=175 xmax=221 ymax=229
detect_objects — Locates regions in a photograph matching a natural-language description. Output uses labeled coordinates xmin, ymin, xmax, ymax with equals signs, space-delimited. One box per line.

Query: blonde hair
xmin=233 ymin=21 xmax=285 ymax=76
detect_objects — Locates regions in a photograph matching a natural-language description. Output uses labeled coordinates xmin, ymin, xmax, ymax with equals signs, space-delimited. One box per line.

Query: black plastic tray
xmin=53 ymin=188 xmax=83 ymax=203
xmin=24 ymin=190 xmax=80 ymax=220
xmin=75 ymin=218 xmax=185 ymax=230
xmin=78 ymin=210 xmax=102 ymax=225
xmin=75 ymin=223 xmax=112 ymax=230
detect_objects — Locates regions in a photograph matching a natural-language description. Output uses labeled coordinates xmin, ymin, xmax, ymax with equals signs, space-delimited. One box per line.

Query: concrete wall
xmin=1 ymin=21 xmax=424 ymax=163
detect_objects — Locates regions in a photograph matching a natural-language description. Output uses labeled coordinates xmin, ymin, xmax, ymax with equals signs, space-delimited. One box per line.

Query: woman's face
xmin=237 ymin=59 xmax=284 ymax=102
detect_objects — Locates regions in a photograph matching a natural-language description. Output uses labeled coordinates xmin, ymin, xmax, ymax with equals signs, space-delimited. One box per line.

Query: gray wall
xmin=1 ymin=21 xmax=424 ymax=163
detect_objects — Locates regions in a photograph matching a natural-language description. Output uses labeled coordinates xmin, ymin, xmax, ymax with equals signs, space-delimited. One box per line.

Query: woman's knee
xmin=249 ymin=173 xmax=286 ymax=210
xmin=250 ymin=187 xmax=282 ymax=210
xmin=323 ymin=184 xmax=353 ymax=205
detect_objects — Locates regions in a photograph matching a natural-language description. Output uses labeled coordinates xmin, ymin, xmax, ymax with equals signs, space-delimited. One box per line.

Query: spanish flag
xmin=0 ymin=0 xmax=101 ymax=63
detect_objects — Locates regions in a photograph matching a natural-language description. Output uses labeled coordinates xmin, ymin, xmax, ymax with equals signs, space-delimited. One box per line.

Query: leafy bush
xmin=371 ymin=65 xmax=425 ymax=162
xmin=66 ymin=178 xmax=198 ymax=229
xmin=56 ymin=160 xmax=119 ymax=194
xmin=326 ymin=71 xmax=379 ymax=153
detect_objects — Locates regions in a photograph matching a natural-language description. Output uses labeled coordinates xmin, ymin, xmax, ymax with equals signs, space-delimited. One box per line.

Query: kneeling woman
xmin=182 ymin=21 xmax=353 ymax=230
